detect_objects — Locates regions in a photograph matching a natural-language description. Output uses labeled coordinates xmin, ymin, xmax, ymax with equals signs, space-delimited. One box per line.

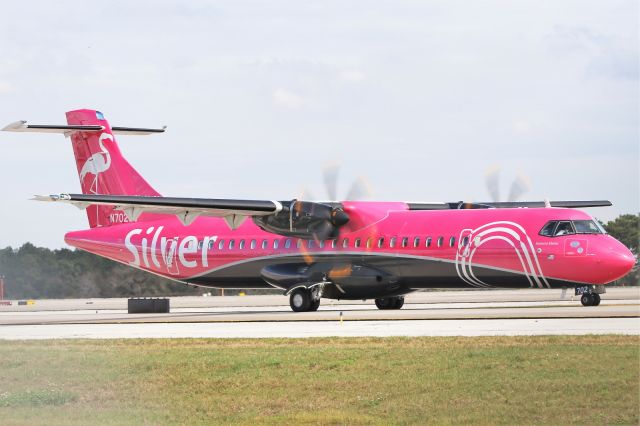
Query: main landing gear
xmin=289 ymin=287 xmax=321 ymax=312
xmin=375 ymin=296 xmax=404 ymax=310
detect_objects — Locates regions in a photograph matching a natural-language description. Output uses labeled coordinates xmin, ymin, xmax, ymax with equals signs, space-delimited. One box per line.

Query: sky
xmin=0 ymin=0 xmax=637 ymax=248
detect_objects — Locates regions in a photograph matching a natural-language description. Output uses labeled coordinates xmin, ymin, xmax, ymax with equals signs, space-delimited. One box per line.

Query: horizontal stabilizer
xmin=2 ymin=121 xmax=165 ymax=135
xmin=111 ymin=126 xmax=166 ymax=135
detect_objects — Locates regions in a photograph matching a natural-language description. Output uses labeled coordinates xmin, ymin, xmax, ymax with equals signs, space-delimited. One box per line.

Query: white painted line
xmin=0 ymin=318 xmax=638 ymax=340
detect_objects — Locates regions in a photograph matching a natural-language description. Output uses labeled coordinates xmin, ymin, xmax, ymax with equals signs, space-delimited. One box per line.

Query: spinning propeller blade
xmin=507 ymin=173 xmax=531 ymax=202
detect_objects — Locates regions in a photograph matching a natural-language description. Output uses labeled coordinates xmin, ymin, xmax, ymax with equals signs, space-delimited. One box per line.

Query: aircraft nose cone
xmin=601 ymin=239 xmax=636 ymax=282
xmin=616 ymin=249 xmax=636 ymax=275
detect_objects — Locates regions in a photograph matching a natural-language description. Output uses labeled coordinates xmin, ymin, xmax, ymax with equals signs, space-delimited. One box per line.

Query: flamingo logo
xmin=79 ymin=132 xmax=112 ymax=194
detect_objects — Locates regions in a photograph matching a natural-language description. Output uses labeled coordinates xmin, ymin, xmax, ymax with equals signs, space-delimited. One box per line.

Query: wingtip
xmin=2 ymin=120 xmax=27 ymax=132
xmin=31 ymin=194 xmax=69 ymax=202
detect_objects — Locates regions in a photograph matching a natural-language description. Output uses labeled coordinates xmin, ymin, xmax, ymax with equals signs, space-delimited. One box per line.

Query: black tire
xmin=308 ymin=299 xmax=321 ymax=312
xmin=375 ymin=298 xmax=393 ymax=310
xmin=290 ymin=288 xmax=311 ymax=312
xmin=592 ymin=293 xmax=601 ymax=306
xmin=580 ymin=293 xmax=593 ymax=307
xmin=394 ymin=297 xmax=405 ymax=309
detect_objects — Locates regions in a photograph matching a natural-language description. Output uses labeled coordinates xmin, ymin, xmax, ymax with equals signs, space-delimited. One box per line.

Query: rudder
xmin=66 ymin=109 xmax=160 ymax=228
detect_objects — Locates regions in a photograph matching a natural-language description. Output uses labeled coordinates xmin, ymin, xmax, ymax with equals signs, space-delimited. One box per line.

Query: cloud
xmin=546 ymin=26 xmax=638 ymax=81
xmin=0 ymin=81 xmax=13 ymax=94
xmin=512 ymin=120 xmax=531 ymax=134
xmin=339 ymin=70 xmax=366 ymax=82
xmin=273 ymin=88 xmax=306 ymax=108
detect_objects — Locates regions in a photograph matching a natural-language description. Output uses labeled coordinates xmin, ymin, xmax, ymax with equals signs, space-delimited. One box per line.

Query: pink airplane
xmin=3 ymin=109 xmax=635 ymax=311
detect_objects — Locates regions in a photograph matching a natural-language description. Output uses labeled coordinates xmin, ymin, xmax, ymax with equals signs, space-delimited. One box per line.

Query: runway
xmin=0 ymin=288 xmax=637 ymax=339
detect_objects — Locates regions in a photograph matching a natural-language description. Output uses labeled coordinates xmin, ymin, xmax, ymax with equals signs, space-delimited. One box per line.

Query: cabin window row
xmin=197 ymin=235 xmax=468 ymax=251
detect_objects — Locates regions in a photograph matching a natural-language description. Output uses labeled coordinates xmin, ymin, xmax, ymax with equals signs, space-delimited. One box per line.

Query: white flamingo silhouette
xmin=79 ymin=132 xmax=112 ymax=194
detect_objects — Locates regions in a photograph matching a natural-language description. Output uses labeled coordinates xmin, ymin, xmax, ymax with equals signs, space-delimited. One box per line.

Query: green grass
xmin=0 ymin=336 xmax=637 ymax=425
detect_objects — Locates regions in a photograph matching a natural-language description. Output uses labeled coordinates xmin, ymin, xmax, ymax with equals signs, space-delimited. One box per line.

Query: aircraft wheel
xmin=375 ymin=298 xmax=394 ymax=310
xmin=290 ymin=288 xmax=311 ymax=312
xmin=592 ymin=293 xmax=601 ymax=306
xmin=394 ymin=296 xmax=405 ymax=310
xmin=580 ymin=293 xmax=594 ymax=307
xmin=309 ymin=299 xmax=321 ymax=312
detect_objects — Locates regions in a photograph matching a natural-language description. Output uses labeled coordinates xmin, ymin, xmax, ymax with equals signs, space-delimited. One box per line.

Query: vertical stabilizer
xmin=66 ymin=109 xmax=160 ymax=228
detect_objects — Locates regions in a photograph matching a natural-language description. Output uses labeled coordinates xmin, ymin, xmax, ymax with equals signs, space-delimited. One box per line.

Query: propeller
xmin=295 ymin=164 xmax=373 ymax=276
xmin=323 ymin=163 xmax=340 ymax=201
xmin=485 ymin=166 xmax=501 ymax=202
xmin=507 ymin=173 xmax=531 ymax=202
xmin=485 ymin=166 xmax=531 ymax=202
xmin=322 ymin=164 xmax=373 ymax=201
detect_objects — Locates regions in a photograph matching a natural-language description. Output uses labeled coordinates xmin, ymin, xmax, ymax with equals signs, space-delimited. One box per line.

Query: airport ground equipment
xmin=128 ymin=298 xmax=170 ymax=314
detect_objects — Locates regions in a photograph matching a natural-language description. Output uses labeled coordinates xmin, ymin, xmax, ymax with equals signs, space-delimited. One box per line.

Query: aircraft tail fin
xmin=2 ymin=109 xmax=164 ymax=228
xmin=65 ymin=109 xmax=161 ymax=228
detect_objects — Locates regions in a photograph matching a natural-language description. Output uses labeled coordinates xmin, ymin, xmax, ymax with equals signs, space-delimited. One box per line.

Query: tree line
xmin=0 ymin=214 xmax=637 ymax=299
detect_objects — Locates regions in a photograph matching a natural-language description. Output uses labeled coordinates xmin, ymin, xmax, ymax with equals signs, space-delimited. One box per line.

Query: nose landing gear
xmin=580 ymin=292 xmax=601 ymax=307
xmin=576 ymin=285 xmax=604 ymax=307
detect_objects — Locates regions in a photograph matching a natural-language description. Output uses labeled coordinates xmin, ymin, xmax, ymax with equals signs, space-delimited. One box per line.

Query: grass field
xmin=0 ymin=336 xmax=638 ymax=425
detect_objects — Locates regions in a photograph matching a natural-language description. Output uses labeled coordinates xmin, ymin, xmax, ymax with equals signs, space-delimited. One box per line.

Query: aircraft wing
xmin=407 ymin=200 xmax=612 ymax=210
xmin=34 ymin=193 xmax=283 ymax=228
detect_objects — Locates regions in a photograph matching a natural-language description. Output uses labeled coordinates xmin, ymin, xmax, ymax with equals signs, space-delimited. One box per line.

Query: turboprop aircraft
xmin=2 ymin=109 xmax=635 ymax=311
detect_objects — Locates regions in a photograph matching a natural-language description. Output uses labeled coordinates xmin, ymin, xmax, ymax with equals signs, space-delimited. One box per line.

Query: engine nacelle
xmin=260 ymin=262 xmax=408 ymax=300
xmin=253 ymin=200 xmax=349 ymax=240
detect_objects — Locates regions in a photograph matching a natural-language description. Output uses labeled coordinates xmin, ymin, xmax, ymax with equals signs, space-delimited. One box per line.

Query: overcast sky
xmin=0 ymin=0 xmax=638 ymax=248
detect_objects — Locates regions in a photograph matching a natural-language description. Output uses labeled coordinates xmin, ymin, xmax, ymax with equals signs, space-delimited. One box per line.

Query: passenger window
xmin=250 ymin=239 xmax=256 ymax=249
xmin=378 ymin=237 xmax=385 ymax=248
xmin=401 ymin=237 xmax=408 ymax=248
xmin=261 ymin=240 xmax=268 ymax=250
xmin=229 ymin=240 xmax=235 ymax=250
xmin=208 ymin=240 xmax=215 ymax=250
xmin=437 ymin=237 xmax=443 ymax=247
xmin=318 ymin=240 xmax=325 ymax=249
xmin=331 ymin=240 xmax=337 ymax=249
xmin=308 ymin=240 xmax=314 ymax=249
xmin=462 ymin=236 xmax=469 ymax=247
xmin=239 ymin=240 xmax=245 ymax=250
xmin=297 ymin=240 xmax=302 ymax=249
xmin=426 ymin=237 xmax=432 ymax=248
xmin=197 ymin=240 xmax=203 ymax=250
xmin=539 ymin=221 xmax=558 ymax=237
xmin=413 ymin=237 xmax=420 ymax=248
xmin=218 ymin=239 xmax=225 ymax=250
xmin=355 ymin=238 xmax=361 ymax=248
xmin=449 ymin=236 xmax=455 ymax=247
xmin=273 ymin=239 xmax=279 ymax=249
xmin=554 ymin=221 xmax=575 ymax=236
xmin=390 ymin=237 xmax=397 ymax=248
xmin=285 ymin=239 xmax=291 ymax=249
xmin=342 ymin=239 xmax=349 ymax=248
xmin=366 ymin=238 xmax=373 ymax=248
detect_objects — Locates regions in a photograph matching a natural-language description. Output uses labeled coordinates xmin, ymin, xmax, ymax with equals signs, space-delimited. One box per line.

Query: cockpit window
xmin=539 ymin=221 xmax=558 ymax=237
xmin=554 ymin=221 xmax=575 ymax=236
xmin=540 ymin=219 xmax=604 ymax=237
xmin=573 ymin=220 xmax=602 ymax=234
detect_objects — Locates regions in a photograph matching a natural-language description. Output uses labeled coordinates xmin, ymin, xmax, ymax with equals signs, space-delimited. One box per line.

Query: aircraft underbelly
xmin=185 ymin=253 xmax=560 ymax=291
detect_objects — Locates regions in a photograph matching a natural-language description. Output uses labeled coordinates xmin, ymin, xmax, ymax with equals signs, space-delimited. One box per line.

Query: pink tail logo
xmin=79 ymin=132 xmax=112 ymax=194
